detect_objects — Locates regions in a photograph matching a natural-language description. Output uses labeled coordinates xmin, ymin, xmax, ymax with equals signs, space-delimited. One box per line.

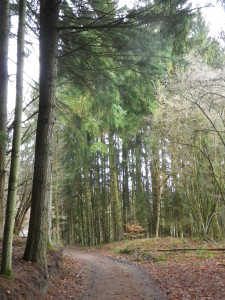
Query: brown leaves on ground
xmin=0 ymin=237 xmax=84 ymax=300
xmin=0 ymin=237 xmax=49 ymax=300
xmin=93 ymin=237 xmax=225 ymax=300
xmin=1 ymin=237 xmax=225 ymax=299
xmin=46 ymin=254 xmax=84 ymax=300
xmin=144 ymin=252 xmax=225 ymax=299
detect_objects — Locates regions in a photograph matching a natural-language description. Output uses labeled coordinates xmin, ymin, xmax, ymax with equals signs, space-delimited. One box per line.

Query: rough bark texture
xmin=0 ymin=0 xmax=9 ymax=239
xmin=23 ymin=0 xmax=59 ymax=267
xmin=1 ymin=0 xmax=26 ymax=276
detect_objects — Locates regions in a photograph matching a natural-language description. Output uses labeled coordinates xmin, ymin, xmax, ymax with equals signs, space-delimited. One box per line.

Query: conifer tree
xmin=23 ymin=0 xmax=59 ymax=267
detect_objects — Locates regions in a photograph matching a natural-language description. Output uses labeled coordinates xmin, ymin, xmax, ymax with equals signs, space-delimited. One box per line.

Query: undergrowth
xmin=95 ymin=237 xmax=225 ymax=264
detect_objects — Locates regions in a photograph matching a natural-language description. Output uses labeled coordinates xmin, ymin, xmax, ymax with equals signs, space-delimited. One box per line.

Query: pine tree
xmin=23 ymin=0 xmax=59 ymax=267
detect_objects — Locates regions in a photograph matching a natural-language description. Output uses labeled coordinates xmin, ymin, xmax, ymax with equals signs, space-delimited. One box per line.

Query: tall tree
xmin=1 ymin=0 xmax=26 ymax=277
xmin=109 ymin=130 xmax=122 ymax=241
xmin=23 ymin=0 xmax=59 ymax=267
xmin=0 ymin=0 xmax=9 ymax=239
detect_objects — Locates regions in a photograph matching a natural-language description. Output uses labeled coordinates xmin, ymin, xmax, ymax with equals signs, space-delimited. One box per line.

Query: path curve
xmin=64 ymin=247 xmax=165 ymax=300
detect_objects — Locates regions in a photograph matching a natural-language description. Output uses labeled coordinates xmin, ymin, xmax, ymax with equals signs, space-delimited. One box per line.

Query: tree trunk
xmin=171 ymin=150 xmax=184 ymax=238
xmin=14 ymin=189 xmax=31 ymax=236
xmin=135 ymin=133 xmax=146 ymax=228
xmin=144 ymin=146 xmax=152 ymax=237
xmin=151 ymin=151 xmax=161 ymax=238
xmin=23 ymin=0 xmax=59 ymax=267
xmin=47 ymin=162 xmax=53 ymax=245
xmin=1 ymin=0 xmax=26 ymax=277
xmin=122 ymin=143 xmax=130 ymax=231
xmin=53 ymin=132 xmax=60 ymax=244
xmin=84 ymin=167 xmax=94 ymax=245
xmin=76 ymin=171 xmax=85 ymax=245
xmin=130 ymin=146 xmax=136 ymax=220
xmin=94 ymin=152 xmax=104 ymax=243
xmin=109 ymin=131 xmax=122 ymax=241
xmin=67 ymin=196 xmax=74 ymax=244
xmin=0 ymin=0 xmax=9 ymax=239
xmin=100 ymin=153 xmax=109 ymax=243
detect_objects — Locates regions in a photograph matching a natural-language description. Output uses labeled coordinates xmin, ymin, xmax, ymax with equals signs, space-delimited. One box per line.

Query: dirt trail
xmin=64 ymin=247 xmax=165 ymax=300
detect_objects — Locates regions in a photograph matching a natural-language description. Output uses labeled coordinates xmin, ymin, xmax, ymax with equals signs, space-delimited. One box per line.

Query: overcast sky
xmin=196 ymin=0 xmax=225 ymax=37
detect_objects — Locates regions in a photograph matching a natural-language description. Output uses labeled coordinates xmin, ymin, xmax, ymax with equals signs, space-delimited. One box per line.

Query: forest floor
xmin=91 ymin=237 xmax=225 ymax=299
xmin=0 ymin=237 xmax=225 ymax=299
xmin=64 ymin=247 xmax=164 ymax=299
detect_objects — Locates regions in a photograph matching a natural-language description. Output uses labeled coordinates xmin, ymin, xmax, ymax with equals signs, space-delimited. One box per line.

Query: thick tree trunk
xmin=1 ymin=0 xmax=26 ymax=277
xmin=23 ymin=0 xmax=59 ymax=267
xmin=0 ymin=0 xmax=9 ymax=239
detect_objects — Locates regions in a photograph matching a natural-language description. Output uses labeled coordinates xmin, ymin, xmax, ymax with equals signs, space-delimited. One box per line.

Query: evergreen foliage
xmin=1 ymin=0 xmax=225 ymax=276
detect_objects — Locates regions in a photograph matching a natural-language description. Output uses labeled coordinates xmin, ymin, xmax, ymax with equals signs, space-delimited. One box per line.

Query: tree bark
xmin=53 ymin=132 xmax=60 ymax=244
xmin=151 ymin=151 xmax=161 ymax=238
xmin=14 ymin=187 xmax=31 ymax=236
xmin=122 ymin=143 xmax=130 ymax=231
xmin=0 ymin=0 xmax=9 ymax=239
xmin=47 ymin=161 xmax=53 ymax=245
xmin=1 ymin=0 xmax=26 ymax=277
xmin=135 ymin=133 xmax=146 ymax=228
xmin=144 ymin=145 xmax=152 ymax=236
xmin=23 ymin=0 xmax=59 ymax=267
xmin=109 ymin=131 xmax=122 ymax=241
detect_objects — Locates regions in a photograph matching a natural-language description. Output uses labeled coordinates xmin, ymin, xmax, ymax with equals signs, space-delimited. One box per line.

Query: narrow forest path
xmin=64 ymin=247 xmax=165 ymax=300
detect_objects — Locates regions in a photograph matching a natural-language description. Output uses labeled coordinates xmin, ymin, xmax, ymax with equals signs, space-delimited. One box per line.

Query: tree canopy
xmin=0 ymin=0 xmax=225 ymax=277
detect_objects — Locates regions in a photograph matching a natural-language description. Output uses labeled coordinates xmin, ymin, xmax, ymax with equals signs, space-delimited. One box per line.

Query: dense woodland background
xmin=0 ymin=0 xmax=225 ymax=276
